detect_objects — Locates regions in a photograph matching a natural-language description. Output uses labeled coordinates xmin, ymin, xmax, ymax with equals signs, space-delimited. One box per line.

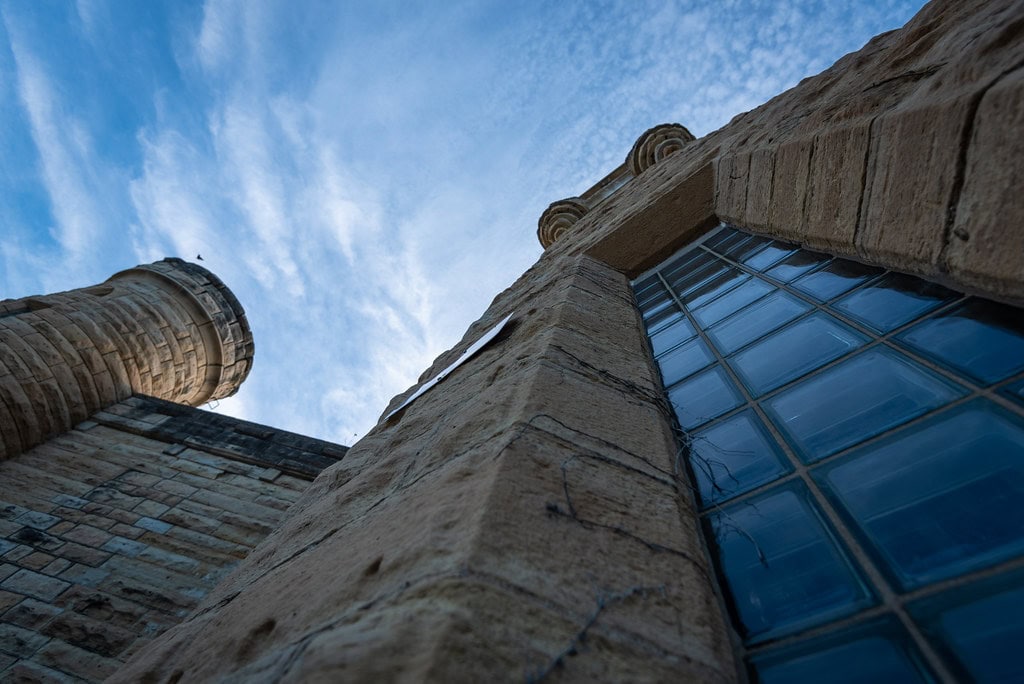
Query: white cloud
xmin=2 ymin=0 xmax=930 ymax=445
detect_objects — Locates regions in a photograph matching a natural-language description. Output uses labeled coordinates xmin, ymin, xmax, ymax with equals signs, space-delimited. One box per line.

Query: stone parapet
xmin=0 ymin=260 xmax=254 ymax=461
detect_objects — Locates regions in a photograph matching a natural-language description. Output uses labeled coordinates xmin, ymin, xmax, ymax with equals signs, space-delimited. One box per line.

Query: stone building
xmin=2 ymin=0 xmax=1023 ymax=681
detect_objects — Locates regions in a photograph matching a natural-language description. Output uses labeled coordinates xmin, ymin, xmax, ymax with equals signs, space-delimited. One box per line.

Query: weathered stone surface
xmin=0 ymin=260 xmax=256 ymax=461
xmin=111 ymin=255 xmax=735 ymax=683
xmin=0 ymin=397 xmax=338 ymax=682
xmin=945 ymin=67 xmax=1024 ymax=301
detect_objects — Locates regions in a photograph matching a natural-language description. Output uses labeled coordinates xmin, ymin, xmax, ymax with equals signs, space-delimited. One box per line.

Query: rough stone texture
xmin=110 ymin=1 xmax=1024 ymax=681
xmin=0 ymin=397 xmax=343 ymax=683
xmin=112 ymin=255 xmax=735 ymax=683
xmin=0 ymin=259 xmax=255 ymax=462
xmin=554 ymin=0 xmax=1024 ymax=305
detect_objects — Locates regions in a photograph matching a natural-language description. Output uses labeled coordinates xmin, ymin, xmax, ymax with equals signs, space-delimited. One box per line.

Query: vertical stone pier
xmin=0 ymin=259 xmax=254 ymax=461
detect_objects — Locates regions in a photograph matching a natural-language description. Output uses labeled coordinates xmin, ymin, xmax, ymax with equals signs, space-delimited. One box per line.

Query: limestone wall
xmin=113 ymin=0 xmax=1024 ymax=681
xmin=0 ymin=396 xmax=344 ymax=682
xmin=0 ymin=259 xmax=255 ymax=462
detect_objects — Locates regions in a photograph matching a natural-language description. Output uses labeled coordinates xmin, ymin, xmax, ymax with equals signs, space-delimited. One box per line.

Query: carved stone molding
xmin=537 ymin=197 xmax=589 ymax=249
xmin=627 ymin=122 xmax=696 ymax=176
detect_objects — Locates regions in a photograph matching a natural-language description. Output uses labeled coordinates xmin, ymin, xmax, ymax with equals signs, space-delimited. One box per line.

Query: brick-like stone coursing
xmin=0 ymin=397 xmax=344 ymax=683
xmin=0 ymin=259 xmax=255 ymax=463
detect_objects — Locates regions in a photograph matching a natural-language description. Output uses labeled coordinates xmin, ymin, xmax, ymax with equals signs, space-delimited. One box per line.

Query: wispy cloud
xmin=1 ymin=0 xmax=928 ymax=443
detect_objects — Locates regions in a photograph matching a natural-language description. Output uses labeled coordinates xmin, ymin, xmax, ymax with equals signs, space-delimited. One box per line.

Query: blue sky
xmin=0 ymin=0 xmax=926 ymax=444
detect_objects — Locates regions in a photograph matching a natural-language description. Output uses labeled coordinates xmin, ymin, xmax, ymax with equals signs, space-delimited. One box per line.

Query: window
xmin=633 ymin=224 xmax=1024 ymax=682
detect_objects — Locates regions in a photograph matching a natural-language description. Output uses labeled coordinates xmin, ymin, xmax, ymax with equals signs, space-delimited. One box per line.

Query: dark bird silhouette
xmin=196 ymin=254 xmax=204 ymax=261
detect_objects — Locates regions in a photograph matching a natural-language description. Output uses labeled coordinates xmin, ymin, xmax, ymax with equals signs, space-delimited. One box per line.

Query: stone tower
xmin=0 ymin=258 xmax=254 ymax=461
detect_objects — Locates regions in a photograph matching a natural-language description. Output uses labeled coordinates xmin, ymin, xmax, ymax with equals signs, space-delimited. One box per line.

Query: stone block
xmin=41 ymin=559 xmax=72 ymax=577
xmin=55 ymin=543 xmax=110 ymax=568
xmin=18 ymin=552 xmax=55 ymax=572
xmin=0 ymin=622 xmax=50 ymax=656
xmin=42 ymin=612 xmax=135 ymax=658
xmin=857 ymin=97 xmax=969 ymax=276
xmin=3 ymin=596 xmax=63 ymax=630
xmin=3 ymin=660 xmax=79 ymax=684
xmin=99 ymin=537 xmax=147 ymax=558
xmin=59 ymin=526 xmax=112 ymax=550
xmin=54 ymin=586 xmax=148 ymax=629
xmin=945 ymin=70 xmax=1024 ymax=300
xmin=35 ymin=638 xmax=120 ymax=681
xmin=12 ymin=511 xmax=59 ymax=532
xmin=57 ymin=564 xmax=109 ymax=589
xmin=133 ymin=518 xmax=171 ymax=535
xmin=2 ymin=569 xmax=70 ymax=602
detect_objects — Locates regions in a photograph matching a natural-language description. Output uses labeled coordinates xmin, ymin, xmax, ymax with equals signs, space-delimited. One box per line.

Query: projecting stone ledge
xmin=537 ymin=123 xmax=696 ymax=249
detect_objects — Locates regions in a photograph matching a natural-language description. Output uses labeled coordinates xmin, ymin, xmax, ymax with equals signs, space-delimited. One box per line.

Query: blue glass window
xmin=658 ymin=338 xmax=714 ymax=387
xmin=708 ymin=291 xmax=811 ymax=354
xmin=908 ymin=568 xmax=1024 ymax=683
xmin=688 ymin=409 xmax=790 ymax=507
xmin=765 ymin=250 xmax=830 ymax=283
xmin=649 ymin=317 xmax=696 ymax=356
xmin=792 ymin=258 xmax=882 ymax=301
xmin=682 ymin=267 xmax=747 ymax=309
xmin=707 ymin=481 xmax=875 ymax=643
xmin=752 ymin=618 xmax=935 ymax=684
xmin=832 ymin=272 xmax=956 ymax=333
xmin=897 ymin=298 xmax=1024 ymax=385
xmin=743 ymin=241 xmax=798 ymax=271
xmin=764 ymin=348 xmax=965 ymax=463
xmin=729 ymin=313 xmax=866 ymax=396
xmin=692 ymin=278 xmax=773 ymax=328
xmin=815 ymin=400 xmax=1024 ymax=590
xmin=667 ymin=365 xmax=742 ymax=430
xmin=633 ymin=224 xmax=1024 ymax=674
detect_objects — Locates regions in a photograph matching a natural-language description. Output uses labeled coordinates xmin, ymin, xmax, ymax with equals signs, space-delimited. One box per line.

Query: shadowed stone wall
xmin=0 ymin=396 xmax=345 ymax=682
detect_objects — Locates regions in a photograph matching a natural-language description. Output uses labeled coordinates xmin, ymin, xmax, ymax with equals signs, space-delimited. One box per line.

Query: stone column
xmin=0 ymin=258 xmax=254 ymax=461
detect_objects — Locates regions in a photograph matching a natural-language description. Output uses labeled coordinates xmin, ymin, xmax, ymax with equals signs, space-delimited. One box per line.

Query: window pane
xmin=718 ymin=233 xmax=773 ymax=262
xmin=683 ymin=268 xmax=747 ymax=309
xmin=744 ymin=241 xmax=798 ymax=271
xmin=692 ymin=278 xmax=773 ymax=328
xmin=665 ymin=252 xmax=724 ymax=295
xmin=633 ymin=277 xmax=664 ymax=306
xmin=659 ymin=248 xmax=709 ymax=285
xmin=650 ymin=317 xmax=696 ymax=356
xmin=689 ymin=409 xmax=790 ymax=507
xmin=703 ymin=226 xmax=744 ymax=252
xmin=658 ymin=337 xmax=715 ymax=387
xmin=667 ymin=365 xmax=743 ymax=430
xmin=765 ymin=251 xmax=831 ymax=283
xmin=645 ymin=306 xmax=684 ymax=334
xmin=708 ymin=291 xmax=811 ymax=354
xmin=909 ymin=568 xmax=1024 ymax=683
xmin=639 ymin=289 xmax=672 ymax=316
xmin=832 ymin=272 xmax=957 ymax=333
xmin=815 ymin=400 xmax=1024 ymax=590
xmin=764 ymin=348 xmax=965 ymax=463
xmin=793 ymin=259 xmax=882 ymax=301
xmin=1002 ymin=378 xmax=1024 ymax=407
xmin=729 ymin=313 xmax=867 ymax=396
xmin=707 ymin=481 xmax=875 ymax=643
xmin=897 ymin=299 xmax=1024 ymax=385
xmin=752 ymin=618 xmax=936 ymax=684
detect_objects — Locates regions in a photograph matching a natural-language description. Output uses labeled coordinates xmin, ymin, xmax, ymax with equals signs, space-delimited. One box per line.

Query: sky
xmin=0 ymin=0 xmax=927 ymax=445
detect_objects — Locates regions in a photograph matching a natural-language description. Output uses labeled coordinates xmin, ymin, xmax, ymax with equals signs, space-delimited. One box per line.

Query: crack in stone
xmin=553 ymin=455 xmax=713 ymax=584
xmin=525 ymin=585 xmax=667 ymax=683
xmin=939 ymin=58 xmax=1024 ymax=272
